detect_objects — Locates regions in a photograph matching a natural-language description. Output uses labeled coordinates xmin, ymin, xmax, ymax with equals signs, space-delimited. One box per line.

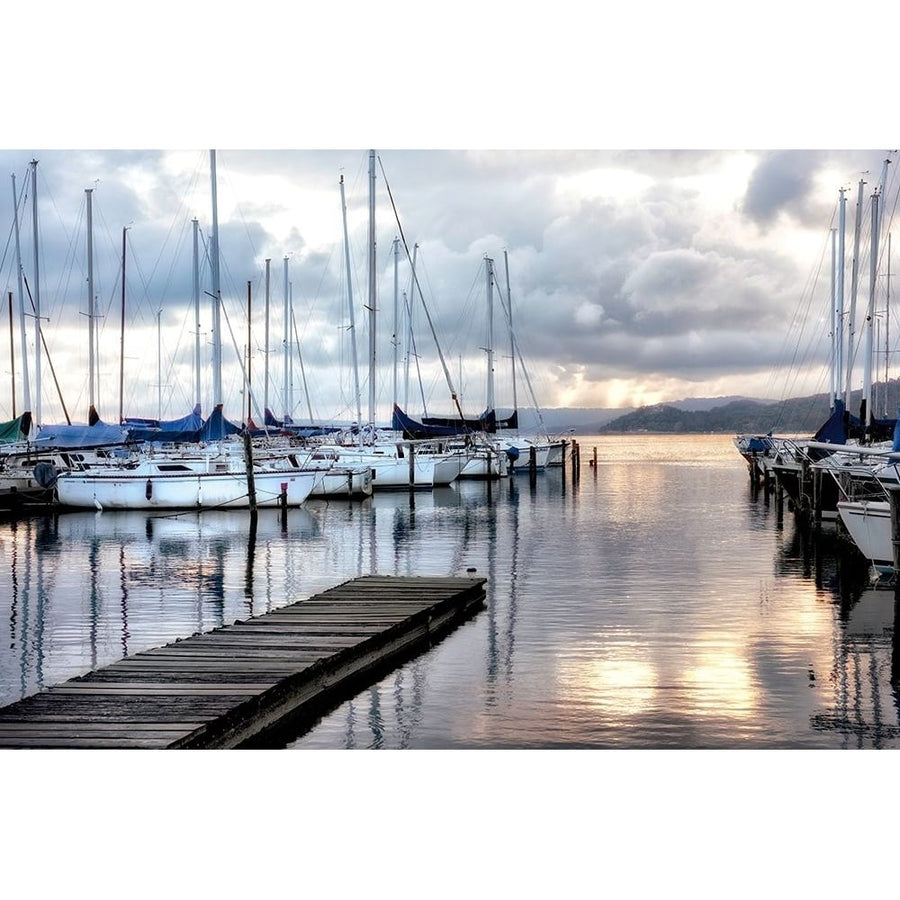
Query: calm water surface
xmin=1 ymin=434 xmax=896 ymax=749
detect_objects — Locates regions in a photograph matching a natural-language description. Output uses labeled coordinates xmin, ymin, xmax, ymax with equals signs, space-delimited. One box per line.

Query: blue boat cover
xmin=813 ymin=399 xmax=851 ymax=444
xmin=124 ymin=405 xmax=204 ymax=444
xmin=31 ymin=420 xmax=132 ymax=449
xmin=392 ymin=403 xmax=498 ymax=439
xmin=198 ymin=405 xmax=242 ymax=441
xmin=262 ymin=407 xmax=342 ymax=438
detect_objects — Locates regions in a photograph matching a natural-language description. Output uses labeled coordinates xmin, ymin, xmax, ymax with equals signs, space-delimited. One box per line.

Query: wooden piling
xmin=529 ymin=445 xmax=537 ymax=485
xmin=0 ymin=575 xmax=487 ymax=749
xmin=774 ymin=470 xmax=784 ymax=526
xmin=243 ymin=431 xmax=257 ymax=514
xmin=888 ymin=486 xmax=900 ymax=576
xmin=812 ymin=467 xmax=823 ymax=531
xmin=799 ymin=457 xmax=811 ymax=522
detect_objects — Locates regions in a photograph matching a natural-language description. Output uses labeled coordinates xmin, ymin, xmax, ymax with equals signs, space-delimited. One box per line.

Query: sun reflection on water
xmin=557 ymin=645 xmax=659 ymax=718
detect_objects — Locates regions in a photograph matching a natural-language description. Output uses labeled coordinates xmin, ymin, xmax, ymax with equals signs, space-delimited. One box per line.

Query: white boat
xmin=288 ymin=448 xmax=374 ymax=498
xmin=502 ymin=437 xmax=551 ymax=472
xmin=546 ymin=440 xmax=567 ymax=467
xmin=314 ymin=443 xmax=435 ymax=490
xmin=456 ymin=444 xmax=507 ymax=479
xmin=56 ymin=446 xmax=321 ymax=510
xmin=837 ymin=498 xmax=893 ymax=573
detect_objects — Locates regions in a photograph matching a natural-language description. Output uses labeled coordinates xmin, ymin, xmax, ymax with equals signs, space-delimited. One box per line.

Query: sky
xmin=4 ymin=145 xmax=895 ymax=428
xmin=2 ymin=5 xmax=895 ymax=429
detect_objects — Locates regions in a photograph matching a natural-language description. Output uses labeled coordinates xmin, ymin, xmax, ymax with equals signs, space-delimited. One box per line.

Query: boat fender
xmin=33 ymin=461 xmax=58 ymax=488
xmin=145 ymin=478 xmax=153 ymax=500
xmin=505 ymin=446 xmax=520 ymax=462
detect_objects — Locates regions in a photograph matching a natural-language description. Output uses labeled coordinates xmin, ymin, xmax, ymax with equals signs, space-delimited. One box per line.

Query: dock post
xmin=812 ymin=467 xmax=822 ymax=531
xmin=774 ymin=471 xmax=784 ymax=527
xmin=243 ymin=431 xmax=258 ymax=515
xmin=280 ymin=482 xmax=288 ymax=530
xmin=888 ymin=486 xmax=900 ymax=578
xmin=799 ymin=457 xmax=811 ymax=523
xmin=893 ymin=588 xmax=900 ymax=686
xmin=592 ymin=445 xmax=598 ymax=476
xmin=763 ymin=465 xmax=771 ymax=504
xmin=408 ymin=443 xmax=416 ymax=490
xmin=529 ymin=445 xmax=537 ymax=486
xmin=560 ymin=440 xmax=567 ymax=480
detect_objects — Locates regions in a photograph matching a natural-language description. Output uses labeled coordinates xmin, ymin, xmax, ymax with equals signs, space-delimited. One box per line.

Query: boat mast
xmin=886 ymin=232 xmax=892 ymax=416
xmin=283 ymin=256 xmax=291 ymax=422
xmin=392 ymin=236 xmax=399 ymax=412
xmin=485 ymin=256 xmax=495 ymax=414
xmin=830 ymin=227 xmax=837 ymax=410
xmin=118 ymin=225 xmax=128 ymax=424
xmin=339 ymin=174 xmax=363 ymax=433
xmin=156 ymin=308 xmax=163 ymax=419
xmin=246 ymin=280 xmax=252 ymax=423
xmin=209 ymin=150 xmax=223 ymax=409
xmin=264 ymin=257 xmax=271 ymax=415
xmin=7 ymin=293 xmax=14 ymax=417
xmin=11 ymin=174 xmax=31 ymax=414
xmin=367 ymin=149 xmax=377 ymax=427
xmin=503 ymin=249 xmax=519 ymax=417
xmin=843 ymin=178 xmax=866 ymax=410
xmin=86 ymin=188 xmax=97 ymax=422
xmin=192 ymin=218 xmax=201 ymax=410
xmin=861 ymin=190 xmax=880 ymax=433
xmin=30 ymin=160 xmax=42 ymax=426
xmin=835 ymin=188 xmax=846 ymax=413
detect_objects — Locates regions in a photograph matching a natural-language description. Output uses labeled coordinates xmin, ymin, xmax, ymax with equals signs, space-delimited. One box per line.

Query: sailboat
xmin=54 ymin=436 xmax=322 ymax=510
xmin=737 ymin=170 xmax=898 ymax=520
xmin=319 ymin=150 xmax=441 ymax=490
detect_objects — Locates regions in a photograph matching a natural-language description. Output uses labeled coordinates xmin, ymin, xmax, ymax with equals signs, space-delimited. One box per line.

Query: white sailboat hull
xmin=458 ymin=451 xmax=506 ymax=479
xmin=505 ymin=441 xmax=551 ymax=471
xmin=316 ymin=446 xmax=435 ymax=490
xmin=309 ymin=466 xmax=374 ymax=498
xmin=837 ymin=499 xmax=893 ymax=570
xmin=57 ymin=466 xmax=320 ymax=510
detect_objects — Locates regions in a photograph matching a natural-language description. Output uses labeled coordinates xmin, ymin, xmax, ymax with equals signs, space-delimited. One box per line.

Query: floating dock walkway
xmin=0 ymin=574 xmax=486 ymax=749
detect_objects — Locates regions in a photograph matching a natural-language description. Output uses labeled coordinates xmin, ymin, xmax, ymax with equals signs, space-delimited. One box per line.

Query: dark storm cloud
xmin=743 ymin=150 xmax=824 ymax=225
xmin=742 ymin=149 xmax=892 ymax=230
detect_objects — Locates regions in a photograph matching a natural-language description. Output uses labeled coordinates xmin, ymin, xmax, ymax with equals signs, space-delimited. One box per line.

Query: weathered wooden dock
xmin=0 ymin=574 xmax=486 ymax=749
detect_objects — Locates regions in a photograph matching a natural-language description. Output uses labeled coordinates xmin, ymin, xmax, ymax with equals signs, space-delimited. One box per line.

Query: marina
xmin=2 ymin=433 xmax=898 ymax=749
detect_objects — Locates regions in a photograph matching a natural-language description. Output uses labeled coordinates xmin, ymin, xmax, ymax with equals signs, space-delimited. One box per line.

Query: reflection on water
xmin=2 ymin=435 xmax=899 ymax=748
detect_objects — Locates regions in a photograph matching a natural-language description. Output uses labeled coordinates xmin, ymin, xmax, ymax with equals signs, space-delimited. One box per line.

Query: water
xmin=1 ymin=434 xmax=897 ymax=749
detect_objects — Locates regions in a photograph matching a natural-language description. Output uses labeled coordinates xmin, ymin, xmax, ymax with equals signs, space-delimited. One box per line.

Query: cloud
xmin=0 ymin=148 xmax=889 ymax=423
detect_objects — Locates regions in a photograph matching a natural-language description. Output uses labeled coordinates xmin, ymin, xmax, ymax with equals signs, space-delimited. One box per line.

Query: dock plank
xmin=0 ymin=574 xmax=486 ymax=749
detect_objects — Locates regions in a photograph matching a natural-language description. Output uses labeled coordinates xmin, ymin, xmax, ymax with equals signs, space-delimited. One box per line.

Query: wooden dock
xmin=0 ymin=574 xmax=486 ymax=749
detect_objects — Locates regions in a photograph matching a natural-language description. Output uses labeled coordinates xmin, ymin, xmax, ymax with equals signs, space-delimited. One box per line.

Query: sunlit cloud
xmin=0 ymin=148 xmax=892 ymax=424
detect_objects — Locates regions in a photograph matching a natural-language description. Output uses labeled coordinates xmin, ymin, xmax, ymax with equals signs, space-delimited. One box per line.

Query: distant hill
xmin=515 ymin=407 xmax=634 ymax=433
xmin=597 ymin=382 xmax=900 ymax=434
xmin=509 ymin=396 xmax=773 ymax=433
